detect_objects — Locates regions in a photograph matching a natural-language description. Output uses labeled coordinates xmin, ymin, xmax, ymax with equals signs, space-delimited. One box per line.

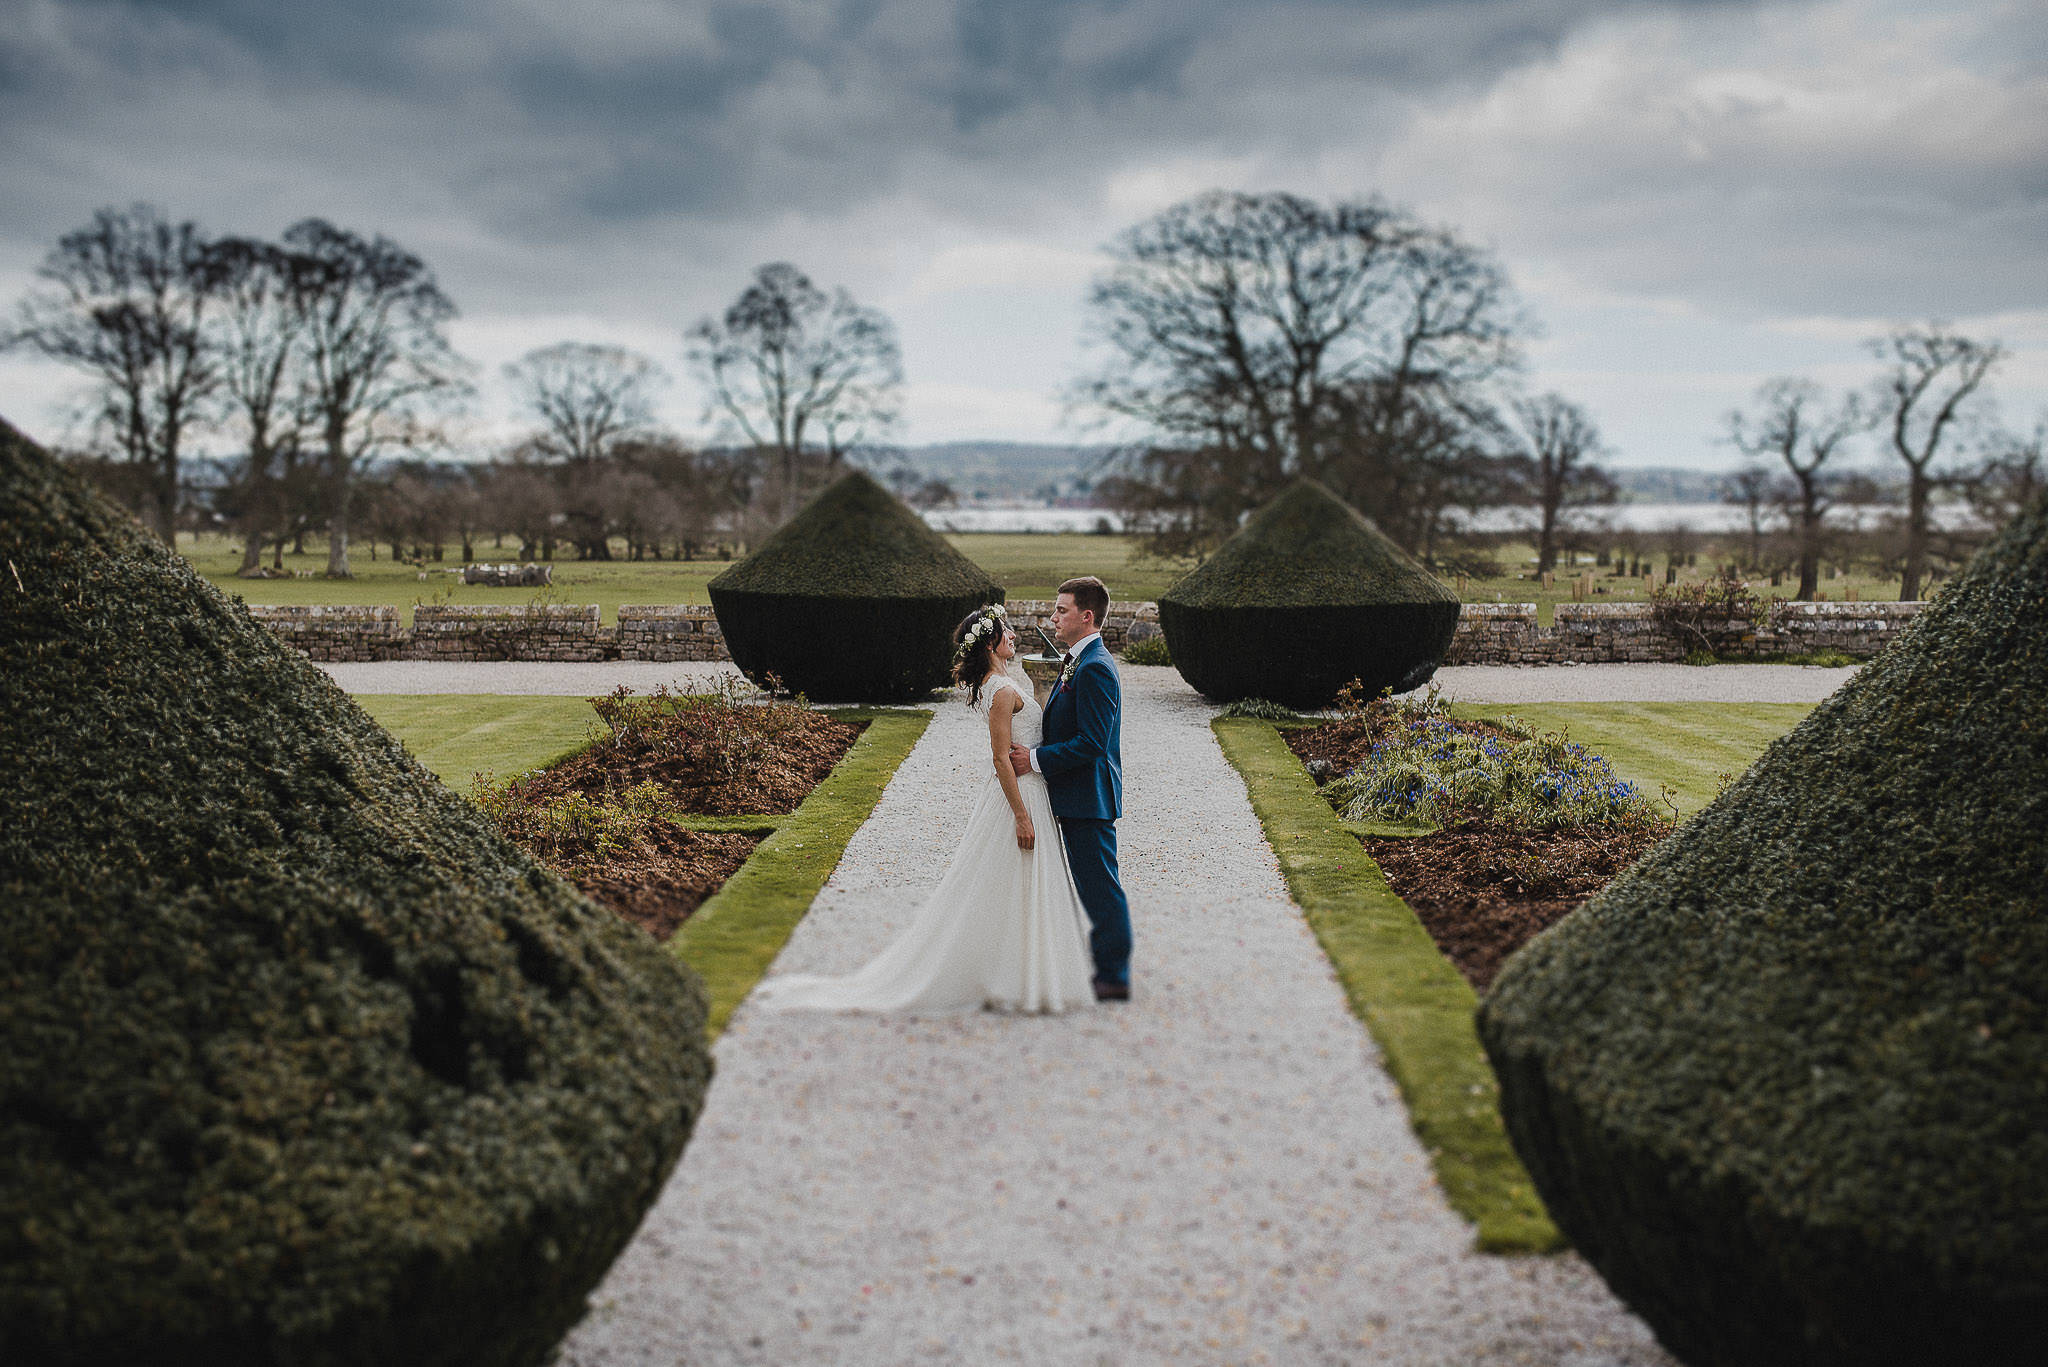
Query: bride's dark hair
xmin=951 ymin=606 xmax=1006 ymax=706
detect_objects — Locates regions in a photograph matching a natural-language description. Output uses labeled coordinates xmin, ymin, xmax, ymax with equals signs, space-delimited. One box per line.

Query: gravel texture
xmin=555 ymin=666 xmax=1677 ymax=1366
xmin=322 ymin=658 xmax=1853 ymax=704
xmin=1427 ymin=662 xmax=1856 ymax=704
xmin=319 ymin=660 xmax=742 ymax=695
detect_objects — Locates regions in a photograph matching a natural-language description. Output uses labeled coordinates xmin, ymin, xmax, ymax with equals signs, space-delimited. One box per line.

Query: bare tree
xmin=1505 ymin=392 xmax=1616 ymax=574
xmin=1722 ymin=465 xmax=1778 ymax=571
xmin=5 ymin=205 xmax=221 ymax=541
xmin=286 ymin=219 xmax=468 ymax=578
xmin=1870 ymin=325 xmax=2002 ymax=601
xmin=476 ymin=452 xmax=562 ymax=561
xmin=208 ymin=236 xmax=316 ymax=576
xmin=688 ymin=263 xmax=903 ymax=520
xmin=504 ymin=341 xmax=668 ymax=557
xmin=1965 ymin=416 xmax=2045 ymax=533
xmin=505 ymin=341 xmax=668 ymax=465
xmin=1074 ymin=190 xmax=1526 ymax=552
xmin=1729 ymin=378 xmax=1866 ymax=600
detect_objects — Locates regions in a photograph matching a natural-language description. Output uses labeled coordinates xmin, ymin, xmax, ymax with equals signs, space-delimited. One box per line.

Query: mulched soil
xmin=1357 ymin=819 xmax=1665 ymax=991
xmin=565 ymin=826 xmax=765 ymax=943
xmin=522 ymin=706 xmax=865 ymax=815
xmin=1285 ymin=710 xmax=1665 ymax=991
xmin=493 ymin=695 xmax=867 ymax=941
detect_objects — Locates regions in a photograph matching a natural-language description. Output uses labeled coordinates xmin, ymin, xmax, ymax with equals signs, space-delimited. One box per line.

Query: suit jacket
xmin=1037 ymin=635 xmax=1122 ymax=821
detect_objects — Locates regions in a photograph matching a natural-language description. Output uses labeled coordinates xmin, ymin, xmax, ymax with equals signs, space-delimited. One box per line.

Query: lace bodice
xmin=979 ymin=674 xmax=1042 ymax=748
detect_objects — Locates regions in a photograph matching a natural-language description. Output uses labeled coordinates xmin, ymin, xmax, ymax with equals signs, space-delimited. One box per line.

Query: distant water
xmin=924 ymin=501 xmax=1985 ymax=536
xmin=925 ymin=506 xmax=1128 ymax=534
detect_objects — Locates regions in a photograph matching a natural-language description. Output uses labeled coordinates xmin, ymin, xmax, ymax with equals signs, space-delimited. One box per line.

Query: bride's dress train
xmin=752 ymin=675 xmax=1097 ymax=1015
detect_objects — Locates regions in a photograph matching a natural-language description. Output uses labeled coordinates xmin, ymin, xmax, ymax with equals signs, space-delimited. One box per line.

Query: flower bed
xmin=1285 ymin=688 xmax=1671 ymax=988
xmin=476 ymin=680 xmax=867 ymax=939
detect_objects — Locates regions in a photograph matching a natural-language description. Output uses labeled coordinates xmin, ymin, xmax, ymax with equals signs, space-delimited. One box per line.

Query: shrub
xmin=1313 ymin=687 xmax=1665 ymax=832
xmin=1119 ymin=634 xmax=1173 ymax=666
xmin=1321 ymin=716 xmax=1663 ymax=831
xmin=471 ymin=776 xmax=683 ymax=875
xmin=1158 ymin=480 xmax=1461 ymax=708
xmin=1478 ymin=489 xmax=2048 ymax=1366
xmin=708 ymin=470 xmax=1003 ymax=701
xmin=1217 ymin=696 xmax=1299 ymax=721
xmin=1649 ymin=567 xmax=1786 ymax=658
xmin=0 ymin=419 xmax=711 ymax=1367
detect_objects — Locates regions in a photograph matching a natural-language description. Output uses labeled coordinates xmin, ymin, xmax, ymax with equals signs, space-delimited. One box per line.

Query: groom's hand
xmin=1008 ymin=744 xmax=1031 ymax=776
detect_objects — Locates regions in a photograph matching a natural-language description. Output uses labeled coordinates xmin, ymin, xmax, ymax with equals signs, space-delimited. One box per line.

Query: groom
xmin=1010 ymin=576 xmax=1132 ymax=1002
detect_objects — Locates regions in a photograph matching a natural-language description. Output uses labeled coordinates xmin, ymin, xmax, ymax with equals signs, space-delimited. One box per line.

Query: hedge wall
xmin=1158 ymin=481 xmax=1460 ymax=707
xmin=709 ymin=469 xmax=1003 ymax=701
xmin=1477 ymin=491 xmax=2048 ymax=1366
xmin=0 ymin=420 xmax=712 ymax=1367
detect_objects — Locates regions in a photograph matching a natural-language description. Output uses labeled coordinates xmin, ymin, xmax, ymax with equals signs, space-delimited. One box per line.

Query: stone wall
xmin=245 ymin=605 xmax=404 ymax=662
xmin=1443 ymin=600 xmax=1922 ymax=665
xmin=615 ymin=604 xmax=726 ymax=662
xmin=248 ymin=598 xmax=1920 ymax=666
xmin=412 ymin=604 xmax=609 ymax=662
xmin=1000 ymin=599 xmax=1162 ymax=653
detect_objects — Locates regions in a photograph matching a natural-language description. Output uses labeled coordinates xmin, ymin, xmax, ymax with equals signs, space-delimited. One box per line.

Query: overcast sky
xmin=2 ymin=0 xmax=2043 ymax=472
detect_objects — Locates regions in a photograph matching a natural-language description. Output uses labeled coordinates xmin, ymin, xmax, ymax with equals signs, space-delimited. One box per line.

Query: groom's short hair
xmin=1058 ymin=576 xmax=1109 ymax=628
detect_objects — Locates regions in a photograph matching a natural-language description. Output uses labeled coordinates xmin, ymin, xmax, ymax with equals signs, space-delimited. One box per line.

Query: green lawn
xmin=940 ymin=531 xmax=1196 ymax=601
xmin=1456 ymin=538 xmax=1909 ymax=626
xmin=188 ymin=527 xmax=1908 ymax=626
xmin=357 ymin=695 xmax=600 ymax=787
xmin=183 ymin=530 xmax=1195 ymax=620
xmin=1456 ymin=701 xmax=1816 ymax=816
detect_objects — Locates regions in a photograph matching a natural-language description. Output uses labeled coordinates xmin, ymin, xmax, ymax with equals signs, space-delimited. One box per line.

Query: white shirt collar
xmin=1065 ymin=631 xmax=1101 ymax=659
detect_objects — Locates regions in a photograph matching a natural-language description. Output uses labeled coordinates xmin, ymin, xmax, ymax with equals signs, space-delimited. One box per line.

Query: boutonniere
xmin=1058 ymin=655 xmax=1077 ymax=689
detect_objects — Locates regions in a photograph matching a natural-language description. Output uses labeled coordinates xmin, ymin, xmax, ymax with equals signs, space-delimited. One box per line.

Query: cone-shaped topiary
xmin=708 ymin=469 xmax=1003 ymax=701
xmin=0 ymin=419 xmax=711 ymax=1367
xmin=1478 ymin=492 xmax=2048 ymax=1367
xmin=1157 ymin=480 xmax=1460 ymax=707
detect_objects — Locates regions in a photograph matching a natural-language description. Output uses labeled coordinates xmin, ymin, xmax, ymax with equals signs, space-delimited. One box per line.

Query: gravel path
xmin=1428 ymin=662 xmax=1855 ymax=704
xmin=557 ymin=668 xmax=1676 ymax=1366
xmin=321 ymin=657 xmax=1852 ymax=704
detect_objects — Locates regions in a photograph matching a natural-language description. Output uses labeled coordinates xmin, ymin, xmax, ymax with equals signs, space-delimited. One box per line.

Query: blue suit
xmin=1035 ymin=636 xmax=1131 ymax=985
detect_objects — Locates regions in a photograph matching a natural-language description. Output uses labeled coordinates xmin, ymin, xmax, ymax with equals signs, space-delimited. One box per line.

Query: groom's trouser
xmin=1059 ymin=817 xmax=1131 ymax=985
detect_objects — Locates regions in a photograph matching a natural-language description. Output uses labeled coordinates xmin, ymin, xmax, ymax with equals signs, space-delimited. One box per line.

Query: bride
xmin=752 ymin=604 xmax=1098 ymax=1015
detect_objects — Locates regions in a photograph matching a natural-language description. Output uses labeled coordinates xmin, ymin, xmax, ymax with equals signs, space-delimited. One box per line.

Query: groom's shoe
xmin=1091 ymin=978 xmax=1130 ymax=1003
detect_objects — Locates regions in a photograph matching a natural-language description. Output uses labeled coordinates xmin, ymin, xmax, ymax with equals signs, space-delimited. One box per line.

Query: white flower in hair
xmin=957 ymin=606 xmax=1006 ymax=656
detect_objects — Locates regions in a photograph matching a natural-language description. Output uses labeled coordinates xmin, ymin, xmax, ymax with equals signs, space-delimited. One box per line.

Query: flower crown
xmin=954 ymin=603 xmax=1009 ymax=661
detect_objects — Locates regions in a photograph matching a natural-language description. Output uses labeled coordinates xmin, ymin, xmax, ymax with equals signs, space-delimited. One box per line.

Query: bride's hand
xmin=1014 ymin=814 xmax=1036 ymax=851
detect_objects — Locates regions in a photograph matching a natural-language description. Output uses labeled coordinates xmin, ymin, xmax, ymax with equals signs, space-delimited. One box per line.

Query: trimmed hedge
xmin=708 ymin=470 xmax=1003 ymax=701
xmin=1158 ymin=481 xmax=1460 ymax=708
xmin=1478 ymin=491 xmax=2048 ymax=1366
xmin=0 ymin=420 xmax=712 ymax=1367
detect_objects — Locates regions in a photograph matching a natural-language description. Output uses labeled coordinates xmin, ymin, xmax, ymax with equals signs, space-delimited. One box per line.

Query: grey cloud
xmin=1 ymin=0 xmax=2036 ymax=367
xmin=4 ymin=1 xmax=1742 ymax=231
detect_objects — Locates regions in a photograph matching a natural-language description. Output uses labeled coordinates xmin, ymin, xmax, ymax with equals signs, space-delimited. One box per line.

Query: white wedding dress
xmin=753 ymin=675 xmax=1098 ymax=1015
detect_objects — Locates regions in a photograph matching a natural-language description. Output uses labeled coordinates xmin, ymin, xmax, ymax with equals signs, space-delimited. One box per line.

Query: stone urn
xmin=1019 ymin=654 xmax=1062 ymax=707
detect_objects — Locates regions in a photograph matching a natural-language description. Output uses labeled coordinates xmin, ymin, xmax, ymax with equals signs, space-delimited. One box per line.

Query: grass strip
xmin=671 ymin=708 xmax=933 ymax=1037
xmin=358 ymin=694 xmax=598 ymax=785
xmin=1213 ymin=716 xmax=1563 ymax=1253
xmin=1456 ymin=701 xmax=1814 ymax=817
xmin=678 ymin=815 xmax=785 ymax=834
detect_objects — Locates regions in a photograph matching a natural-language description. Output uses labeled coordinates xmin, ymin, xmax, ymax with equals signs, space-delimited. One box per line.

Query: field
xmin=182 ymin=530 xmax=1909 ymax=627
xmin=357 ymin=694 xmax=599 ymax=785
xmin=181 ymin=531 xmax=1197 ymax=622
